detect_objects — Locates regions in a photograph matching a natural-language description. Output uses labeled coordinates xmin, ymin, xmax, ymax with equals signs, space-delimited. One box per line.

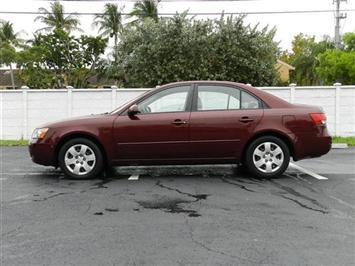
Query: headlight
xmin=31 ymin=128 xmax=49 ymax=140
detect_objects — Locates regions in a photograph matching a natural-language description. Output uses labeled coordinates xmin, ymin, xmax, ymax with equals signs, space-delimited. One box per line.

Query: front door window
xmin=138 ymin=86 xmax=190 ymax=114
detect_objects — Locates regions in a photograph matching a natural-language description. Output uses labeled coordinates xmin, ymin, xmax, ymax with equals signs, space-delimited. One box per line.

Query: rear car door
xmin=112 ymin=85 xmax=193 ymax=162
xmin=189 ymin=84 xmax=264 ymax=160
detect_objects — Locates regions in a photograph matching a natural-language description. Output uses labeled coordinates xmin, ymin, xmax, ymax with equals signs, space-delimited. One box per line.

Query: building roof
xmin=276 ymin=59 xmax=295 ymax=70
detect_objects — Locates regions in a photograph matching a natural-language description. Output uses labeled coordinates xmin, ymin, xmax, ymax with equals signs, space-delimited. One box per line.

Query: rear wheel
xmin=245 ymin=136 xmax=290 ymax=178
xmin=58 ymin=138 xmax=104 ymax=179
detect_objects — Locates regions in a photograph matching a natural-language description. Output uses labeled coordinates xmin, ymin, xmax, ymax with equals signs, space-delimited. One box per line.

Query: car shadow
xmin=26 ymin=164 xmax=297 ymax=192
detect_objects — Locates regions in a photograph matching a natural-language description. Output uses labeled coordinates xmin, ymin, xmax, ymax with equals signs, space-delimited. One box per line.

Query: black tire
xmin=58 ymin=138 xmax=104 ymax=179
xmin=245 ymin=136 xmax=290 ymax=178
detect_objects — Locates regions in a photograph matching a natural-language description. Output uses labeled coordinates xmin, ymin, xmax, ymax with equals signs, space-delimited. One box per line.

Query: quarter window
xmin=138 ymin=86 xmax=190 ymax=114
xmin=241 ymin=91 xmax=260 ymax=109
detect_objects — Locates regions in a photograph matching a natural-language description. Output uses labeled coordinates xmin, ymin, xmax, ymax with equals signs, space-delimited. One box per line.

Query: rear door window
xmin=197 ymin=85 xmax=241 ymax=111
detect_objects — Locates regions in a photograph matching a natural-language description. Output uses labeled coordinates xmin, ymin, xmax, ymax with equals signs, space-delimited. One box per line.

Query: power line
xmin=52 ymin=0 xmax=260 ymax=1
xmin=0 ymin=9 xmax=354 ymax=16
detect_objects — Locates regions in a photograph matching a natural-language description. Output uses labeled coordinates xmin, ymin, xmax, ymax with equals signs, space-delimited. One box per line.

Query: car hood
xmin=37 ymin=113 xmax=111 ymax=129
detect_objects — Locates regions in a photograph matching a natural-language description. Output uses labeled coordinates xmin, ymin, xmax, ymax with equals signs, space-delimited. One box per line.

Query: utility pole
xmin=334 ymin=0 xmax=347 ymax=49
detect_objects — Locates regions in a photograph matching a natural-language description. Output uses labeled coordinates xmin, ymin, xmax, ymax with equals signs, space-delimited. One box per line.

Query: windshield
xmin=110 ymin=90 xmax=151 ymax=115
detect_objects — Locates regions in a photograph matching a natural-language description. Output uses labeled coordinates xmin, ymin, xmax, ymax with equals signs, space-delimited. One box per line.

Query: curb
xmin=331 ymin=143 xmax=348 ymax=149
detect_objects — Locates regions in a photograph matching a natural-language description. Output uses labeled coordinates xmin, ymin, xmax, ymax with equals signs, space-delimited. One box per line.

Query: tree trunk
xmin=9 ymin=64 xmax=15 ymax=89
xmin=114 ymin=34 xmax=118 ymax=63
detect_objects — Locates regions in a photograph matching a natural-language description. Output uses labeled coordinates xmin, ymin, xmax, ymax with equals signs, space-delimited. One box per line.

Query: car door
xmin=189 ymin=84 xmax=264 ymax=160
xmin=112 ymin=85 xmax=193 ymax=162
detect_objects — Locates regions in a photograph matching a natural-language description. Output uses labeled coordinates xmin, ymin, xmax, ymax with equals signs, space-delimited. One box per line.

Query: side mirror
xmin=128 ymin=104 xmax=140 ymax=116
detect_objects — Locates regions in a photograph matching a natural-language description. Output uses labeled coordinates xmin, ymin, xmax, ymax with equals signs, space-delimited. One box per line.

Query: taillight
xmin=310 ymin=113 xmax=326 ymax=126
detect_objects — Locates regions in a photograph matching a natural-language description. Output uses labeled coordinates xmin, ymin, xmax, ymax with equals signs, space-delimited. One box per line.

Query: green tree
xmin=0 ymin=21 xmax=20 ymax=89
xmin=129 ymin=0 xmax=159 ymax=23
xmin=316 ymin=34 xmax=355 ymax=85
xmin=343 ymin=32 xmax=355 ymax=51
xmin=280 ymin=34 xmax=334 ymax=85
xmin=117 ymin=14 xmax=278 ymax=87
xmin=17 ymin=29 xmax=107 ymax=88
xmin=35 ymin=2 xmax=80 ymax=33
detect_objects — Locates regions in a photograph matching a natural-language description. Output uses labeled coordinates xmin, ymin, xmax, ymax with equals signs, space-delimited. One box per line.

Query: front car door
xmin=189 ymin=84 xmax=264 ymax=161
xmin=112 ymin=85 xmax=193 ymax=164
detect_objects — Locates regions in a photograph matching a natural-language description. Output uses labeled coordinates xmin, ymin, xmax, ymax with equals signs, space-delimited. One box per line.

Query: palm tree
xmin=0 ymin=21 xmax=20 ymax=89
xmin=129 ymin=0 xmax=159 ymax=23
xmin=93 ymin=3 xmax=123 ymax=49
xmin=35 ymin=2 xmax=80 ymax=33
xmin=0 ymin=21 xmax=19 ymax=44
xmin=93 ymin=4 xmax=124 ymax=85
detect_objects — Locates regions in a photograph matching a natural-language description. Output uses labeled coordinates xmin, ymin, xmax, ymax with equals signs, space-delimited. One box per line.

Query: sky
xmin=0 ymin=0 xmax=354 ymax=50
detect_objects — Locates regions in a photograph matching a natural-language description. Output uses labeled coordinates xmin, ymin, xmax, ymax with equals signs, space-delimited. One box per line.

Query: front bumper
xmin=29 ymin=141 xmax=56 ymax=166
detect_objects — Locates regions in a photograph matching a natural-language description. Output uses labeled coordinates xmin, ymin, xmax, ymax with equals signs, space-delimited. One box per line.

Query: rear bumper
xmin=29 ymin=141 xmax=56 ymax=166
xmin=292 ymin=129 xmax=332 ymax=161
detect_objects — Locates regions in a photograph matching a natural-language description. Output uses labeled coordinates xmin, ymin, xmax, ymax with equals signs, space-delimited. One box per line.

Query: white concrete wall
xmin=1 ymin=85 xmax=354 ymax=140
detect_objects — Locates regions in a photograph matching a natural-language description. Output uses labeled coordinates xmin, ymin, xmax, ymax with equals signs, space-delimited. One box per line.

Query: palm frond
xmin=35 ymin=2 xmax=80 ymax=33
xmin=129 ymin=0 xmax=159 ymax=22
xmin=92 ymin=3 xmax=123 ymax=45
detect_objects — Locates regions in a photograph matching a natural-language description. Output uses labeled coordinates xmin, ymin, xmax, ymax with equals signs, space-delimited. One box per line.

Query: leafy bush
xmin=117 ymin=15 xmax=279 ymax=87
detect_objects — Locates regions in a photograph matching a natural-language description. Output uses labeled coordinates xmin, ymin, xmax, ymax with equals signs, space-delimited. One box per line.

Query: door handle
xmin=239 ymin=117 xmax=254 ymax=123
xmin=172 ymin=119 xmax=188 ymax=125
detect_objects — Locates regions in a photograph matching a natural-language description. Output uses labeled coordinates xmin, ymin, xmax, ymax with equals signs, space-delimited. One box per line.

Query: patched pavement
xmin=1 ymin=147 xmax=354 ymax=265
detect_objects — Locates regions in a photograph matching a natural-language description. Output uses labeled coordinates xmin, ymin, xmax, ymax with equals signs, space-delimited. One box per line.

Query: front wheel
xmin=58 ymin=138 xmax=104 ymax=179
xmin=245 ymin=136 xmax=290 ymax=178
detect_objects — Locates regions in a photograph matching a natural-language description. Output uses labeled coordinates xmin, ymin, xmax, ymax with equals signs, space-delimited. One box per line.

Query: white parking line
xmin=289 ymin=163 xmax=328 ymax=180
xmin=1 ymin=172 xmax=61 ymax=176
xmin=128 ymin=174 xmax=139 ymax=180
xmin=0 ymin=177 xmax=8 ymax=181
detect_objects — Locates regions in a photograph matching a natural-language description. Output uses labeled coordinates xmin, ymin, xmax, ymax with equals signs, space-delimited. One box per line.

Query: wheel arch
xmin=241 ymin=130 xmax=295 ymax=162
xmin=54 ymin=132 xmax=108 ymax=167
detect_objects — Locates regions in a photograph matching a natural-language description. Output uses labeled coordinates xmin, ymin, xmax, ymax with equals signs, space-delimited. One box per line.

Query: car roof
xmin=160 ymin=80 xmax=246 ymax=87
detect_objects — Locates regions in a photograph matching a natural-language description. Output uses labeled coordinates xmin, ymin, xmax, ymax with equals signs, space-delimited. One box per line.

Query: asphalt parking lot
xmin=1 ymin=147 xmax=354 ymax=266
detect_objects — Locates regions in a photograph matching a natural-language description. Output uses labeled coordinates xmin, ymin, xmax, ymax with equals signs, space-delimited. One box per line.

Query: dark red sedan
xmin=29 ymin=81 xmax=331 ymax=179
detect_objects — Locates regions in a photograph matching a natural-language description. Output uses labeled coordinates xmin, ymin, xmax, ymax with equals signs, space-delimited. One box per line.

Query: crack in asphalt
xmin=90 ymin=178 xmax=114 ymax=189
xmin=219 ymin=177 xmax=255 ymax=192
xmin=155 ymin=180 xmax=209 ymax=202
xmin=104 ymin=208 xmax=119 ymax=212
xmin=184 ymin=219 xmax=259 ymax=264
xmin=230 ymin=178 xmax=258 ymax=185
xmin=279 ymin=195 xmax=328 ymax=214
xmin=286 ymin=173 xmax=355 ymax=211
xmin=285 ymin=173 xmax=322 ymax=195
xmin=32 ymin=192 xmax=74 ymax=202
xmin=84 ymin=200 xmax=92 ymax=214
xmin=1 ymin=225 xmax=24 ymax=237
xmin=270 ymin=180 xmax=327 ymax=209
xmin=269 ymin=180 xmax=329 ymax=214
xmin=136 ymin=198 xmax=201 ymax=217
